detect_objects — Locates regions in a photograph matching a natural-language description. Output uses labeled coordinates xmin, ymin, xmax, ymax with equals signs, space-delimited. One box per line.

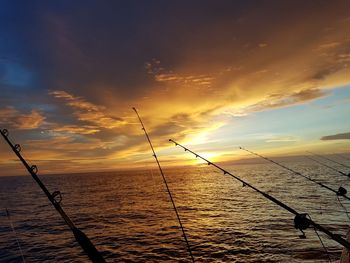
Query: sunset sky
xmin=1 ymin=1 xmax=350 ymax=176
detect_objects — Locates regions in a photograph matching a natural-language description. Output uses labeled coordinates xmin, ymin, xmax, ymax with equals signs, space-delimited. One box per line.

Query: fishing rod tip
xmin=169 ymin=139 xmax=177 ymax=146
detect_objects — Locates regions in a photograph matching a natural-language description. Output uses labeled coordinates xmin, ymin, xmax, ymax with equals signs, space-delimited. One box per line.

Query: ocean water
xmin=0 ymin=161 xmax=350 ymax=262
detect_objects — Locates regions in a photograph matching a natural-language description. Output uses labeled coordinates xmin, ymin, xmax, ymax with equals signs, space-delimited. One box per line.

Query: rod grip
xmin=72 ymin=227 xmax=106 ymax=263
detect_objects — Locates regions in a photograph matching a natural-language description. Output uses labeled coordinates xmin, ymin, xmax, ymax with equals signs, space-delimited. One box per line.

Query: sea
xmin=1 ymin=161 xmax=350 ymax=262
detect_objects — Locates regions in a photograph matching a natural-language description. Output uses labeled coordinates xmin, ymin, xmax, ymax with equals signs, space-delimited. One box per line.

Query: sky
xmin=0 ymin=0 xmax=350 ymax=176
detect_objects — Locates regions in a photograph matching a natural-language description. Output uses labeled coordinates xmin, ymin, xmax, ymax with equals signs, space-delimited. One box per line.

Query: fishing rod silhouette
xmin=169 ymin=139 xmax=350 ymax=250
xmin=305 ymin=155 xmax=350 ymax=178
xmin=133 ymin=108 xmax=195 ymax=263
xmin=239 ymin=147 xmax=349 ymax=200
xmin=307 ymin=151 xmax=350 ymax=170
xmin=0 ymin=129 xmax=106 ymax=263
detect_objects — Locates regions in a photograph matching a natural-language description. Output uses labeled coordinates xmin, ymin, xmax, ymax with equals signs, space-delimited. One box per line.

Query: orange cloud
xmin=145 ymin=59 xmax=214 ymax=87
xmin=52 ymin=125 xmax=100 ymax=135
xmin=50 ymin=90 xmax=126 ymax=130
xmin=3 ymin=2 xmax=350 ymax=176
xmin=0 ymin=107 xmax=45 ymax=129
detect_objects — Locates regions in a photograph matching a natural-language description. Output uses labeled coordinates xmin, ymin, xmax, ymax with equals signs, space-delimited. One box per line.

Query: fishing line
xmin=312 ymin=225 xmax=332 ymax=263
xmin=308 ymin=151 xmax=350 ymax=170
xmin=305 ymin=214 xmax=332 ymax=263
xmin=5 ymin=208 xmax=26 ymax=263
xmin=133 ymin=108 xmax=195 ymax=263
xmin=239 ymin=147 xmax=350 ymax=201
xmin=337 ymin=196 xmax=350 ymax=222
xmin=306 ymin=155 xmax=350 ymax=178
xmin=0 ymin=129 xmax=106 ymax=263
xmin=169 ymin=139 xmax=350 ymax=250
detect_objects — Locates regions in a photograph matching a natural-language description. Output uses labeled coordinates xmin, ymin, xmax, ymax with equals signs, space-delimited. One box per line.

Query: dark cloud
xmin=246 ymin=88 xmax=329 ymax=113
xmin=1 ymin=1 xmax=350 ymax=174
xmin=2 ymin=1 xmax=349 ymax=104
xmin=291 ymin=89 xmax=328 ymax=102
xmin=321 ymin=132 xmax=350 ymax=141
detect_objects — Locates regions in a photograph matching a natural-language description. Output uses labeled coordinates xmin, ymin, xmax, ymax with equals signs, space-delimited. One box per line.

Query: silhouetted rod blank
xmin=0 ymin=129 xmax=106 ymax=263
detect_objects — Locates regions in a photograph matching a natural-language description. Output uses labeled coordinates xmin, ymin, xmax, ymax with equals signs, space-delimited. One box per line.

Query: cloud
xmin=259 ymin=43 xmax=268 ymax=48
xmin=337 ymin=53 xmax=350 ymax=63
xmin=52 ymin=125 xmax=100 ymax=135
xmin=0 ymin=107 xmax=45 ymax=129
xmin=50 ymin=90 xmax=102 ymax=111
xmin=2 ymin=1 xmax=350 ymax=174
xmin=50 ymin=90 xmax=126 ymax=131
xmin=292 ymin=88 xmax=328 ymax=101
xmin=145 ymin=59 xmax=214 ymax=87
xmin=321 ymin=132 xmax=350 ymax=140
xmin=229 ymin=88 xmax=329 ymax=115
xmin=314 ymin=42 xmax=340 ymax=51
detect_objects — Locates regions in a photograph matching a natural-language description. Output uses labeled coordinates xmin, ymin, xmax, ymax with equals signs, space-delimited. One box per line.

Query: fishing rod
xmin=305 ymin=155 xmax=350 ymax=178
xmin=169 ymin=139 xmax=350 ymax=250
xmin=308 ymin=151 xmax=350 ymax=170
xmin=239 ymin=147 xmax=349 ymax=200
xmin=133 ymin=108 xmax=195 ymax=263
xmin=0 ymin=129 xmax=106 ymax=263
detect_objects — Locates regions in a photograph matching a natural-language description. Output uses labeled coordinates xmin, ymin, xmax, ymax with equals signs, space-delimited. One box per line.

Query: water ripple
xmin=0 ymin=162 xmax=349 ymax=262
